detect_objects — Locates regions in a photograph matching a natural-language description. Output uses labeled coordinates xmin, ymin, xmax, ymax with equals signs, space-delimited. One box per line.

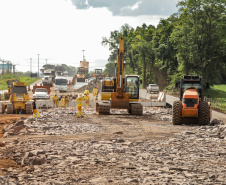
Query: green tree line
xmin=102 ymin=0 xmax=226 ymax=90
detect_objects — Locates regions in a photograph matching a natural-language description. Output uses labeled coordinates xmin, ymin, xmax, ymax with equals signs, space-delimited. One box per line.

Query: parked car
xmin=33 ymin=88 xmax=50 ymax=100
xmin=146 ymin=84 xmax=159 ymax=94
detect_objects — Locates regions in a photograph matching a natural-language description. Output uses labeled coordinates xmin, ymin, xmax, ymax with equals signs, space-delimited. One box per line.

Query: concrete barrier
xmin=157 ymin=92 xmax=166 ymax=102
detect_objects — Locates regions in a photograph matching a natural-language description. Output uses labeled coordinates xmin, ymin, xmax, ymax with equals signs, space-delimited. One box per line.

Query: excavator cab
xmin=125 ymin=75 xmax=140 ymax=100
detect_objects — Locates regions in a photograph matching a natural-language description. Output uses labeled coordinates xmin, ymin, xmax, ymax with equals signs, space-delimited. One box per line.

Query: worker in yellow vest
xmin=32 ymin=99 xmax=40 ymax=118
xmin=84 ymin=90 xmax=90 ymax=107
xmin=92 ymin=87 xmax=98 ymax=101
xmin=52 ymin=93 xmax=59 ymax=108
xmin=128 ymin=79 xmax=136 ymax=95
xmin=76 ymin=93 xmax=84 ymax=118
xmin=64 ymin=94 xmax=69 ymax=107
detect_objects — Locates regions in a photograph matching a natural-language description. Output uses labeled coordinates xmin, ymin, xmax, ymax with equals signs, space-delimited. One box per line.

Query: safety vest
xmin=53 ymin=96 xmax=58 ymax=101
xmin=84 ymin=90 xmax=89 ymax=95
xmin=93 ymin=88 xmax=98 ymax=95
xmin=76 ymin=97 xmax=83 ymax=106
xmin=84 ymin=95 xmax=90 ymax=100
xmin=128 ymin=82 xmax=135 ymax=87
xmin=65 ymin=96 xmax=69 ymax=101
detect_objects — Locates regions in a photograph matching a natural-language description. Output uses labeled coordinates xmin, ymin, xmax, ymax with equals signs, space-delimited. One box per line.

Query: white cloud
xmin=0 ymin=0 xmax=170 ymax=73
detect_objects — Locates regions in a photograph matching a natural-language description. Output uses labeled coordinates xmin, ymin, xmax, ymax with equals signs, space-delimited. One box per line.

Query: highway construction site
xmin=0 ymin=103 xmax=226 ymax=184
xmin=0 ymin=39 xmax=225 ymax=185
xmin=0 ymin=37 xmax=226 ymax=184
xmin=0 ymin=79 xmax=226 ymax=184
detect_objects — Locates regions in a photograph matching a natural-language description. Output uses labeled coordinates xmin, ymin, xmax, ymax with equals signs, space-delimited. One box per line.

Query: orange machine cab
xmin=182 ymin=89 xmax=199 ymax=118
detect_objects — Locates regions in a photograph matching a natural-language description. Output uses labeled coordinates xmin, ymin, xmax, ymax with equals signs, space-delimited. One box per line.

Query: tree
xmin=171 ymin=0 xmax=226 ymax=84
xmin=104 ymin=62 xmax=115 ymax=77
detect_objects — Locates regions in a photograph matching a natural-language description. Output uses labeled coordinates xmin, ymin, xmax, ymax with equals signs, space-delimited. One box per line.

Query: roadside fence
xmin=204 ymin=97 xmax=226 ymax=113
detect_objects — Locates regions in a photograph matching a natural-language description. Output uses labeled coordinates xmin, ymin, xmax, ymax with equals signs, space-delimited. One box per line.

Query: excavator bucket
xmin=111 ymin=92 xmax=129 ymax=109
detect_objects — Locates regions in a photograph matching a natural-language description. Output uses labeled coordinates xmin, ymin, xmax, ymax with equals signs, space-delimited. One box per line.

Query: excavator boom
xmin=96 ymin=37 xmax=143 ymax=115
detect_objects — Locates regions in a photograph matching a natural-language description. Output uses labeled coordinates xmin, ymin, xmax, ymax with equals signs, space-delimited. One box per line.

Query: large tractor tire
xmin=25 ymin=103 xmax=33 ymax=114
xmin=6 ymin=104 xmax=14 ymax=114
xmin=172 ymin=101 xmax=183 ymax=125
xmin=198 ymin=101 xmax=209 ymax=125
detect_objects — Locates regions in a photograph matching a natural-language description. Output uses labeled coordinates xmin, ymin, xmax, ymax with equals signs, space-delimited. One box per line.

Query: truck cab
xmin=55 ymin=77 xmax=68 ymax=92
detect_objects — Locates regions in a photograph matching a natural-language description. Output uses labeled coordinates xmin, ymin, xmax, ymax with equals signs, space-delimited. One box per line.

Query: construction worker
xmin=52 ymin=93 xmax=59 ymax=108
xmin=76 ymin=93 xmax=84 ymax=118
xmin=84 ymin=90 xmax=90 ymax=107
xmin=96 ymin=85 xmax=99 ymax=100
xmin=128 ymin=79 xmax=136 ymax=95
xmin=92 ymin=87 xmax=98 ymax=101
xmin=64 ymin=94 xmax=69 ymax=107
xmin=85 ymin=87 xmax=89 ymax=95
xmin=32 ymin=99 xmax=40 ymax=118
xmin=59 ymin=96 xmax=65 ymax=107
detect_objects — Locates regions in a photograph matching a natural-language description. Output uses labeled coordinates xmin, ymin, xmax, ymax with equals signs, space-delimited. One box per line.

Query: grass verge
xmin=204 ymin=85 xmax=226 ymax=113
xmin=0 ymin=74 xmax=41 ymax=90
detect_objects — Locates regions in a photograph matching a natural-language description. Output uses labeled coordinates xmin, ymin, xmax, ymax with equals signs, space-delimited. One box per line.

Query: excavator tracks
xmin=25 ymin=103 xmax=33 ymax=114
xmin=6 ymin=104 xmax=14 ymax=114
xmin=128 ymin=103 xmax=143 ymax=115
xmin=96 ymin=102 xmax=110 ymax=115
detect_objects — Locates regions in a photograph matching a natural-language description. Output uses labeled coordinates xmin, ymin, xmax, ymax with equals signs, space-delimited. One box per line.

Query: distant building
xmin=0 ymin=63 xmax=13 ymax=74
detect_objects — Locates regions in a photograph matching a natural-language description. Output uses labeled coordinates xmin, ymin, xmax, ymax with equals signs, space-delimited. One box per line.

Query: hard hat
xmin=65 ymin=94 xmax=67 ymax=96
xmin=78 ymin=93 xmax=83 ymax=98
xmin=55 ymin=93 xmax=57 ymax=96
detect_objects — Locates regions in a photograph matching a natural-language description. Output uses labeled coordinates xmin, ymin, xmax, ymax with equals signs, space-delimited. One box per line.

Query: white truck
xmin=42 ymin=76 xmax=52 ymax=87
xmin=55 ymin=76 xmax=68 ymax=92
xmin=43 ymin=69 xmax=56 ymax=82
xmin=146 ymin=84 xmax=159 ymax=94
xmin=33 ymin=88 xmax=50 ymax=100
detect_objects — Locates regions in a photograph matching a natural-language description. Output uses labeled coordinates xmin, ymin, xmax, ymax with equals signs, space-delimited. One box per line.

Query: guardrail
xmin=204 ymin=97 xmax=226 ymax=113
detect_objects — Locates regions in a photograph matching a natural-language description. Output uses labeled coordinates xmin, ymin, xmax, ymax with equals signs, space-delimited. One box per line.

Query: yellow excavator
xmin=96 ymin=37 xmax=143 ymax=115
xmin=2 ymin=82 xmax=32 ymax=114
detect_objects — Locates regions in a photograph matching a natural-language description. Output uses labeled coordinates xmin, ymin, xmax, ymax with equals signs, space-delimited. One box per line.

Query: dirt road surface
xmin=0 ymin=114 xmax=30 ymax=176
xmin=0 ymin=85 xmax=226 ymax=184
xmin=0 ymin=105 xmax=226 ymax=184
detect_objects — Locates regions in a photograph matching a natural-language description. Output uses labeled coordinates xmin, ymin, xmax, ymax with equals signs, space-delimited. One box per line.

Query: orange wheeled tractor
xmin=173 ymin=75 xmax=211 ymax=125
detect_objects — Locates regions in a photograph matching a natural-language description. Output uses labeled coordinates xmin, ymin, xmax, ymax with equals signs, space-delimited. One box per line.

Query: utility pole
xmin=2 ymin=60 xmax=4 ymax=75
xmin=37 ymin=54 xmax=40 ymax=78
xmin=30 ymin=58 xmax=32 ymax=74
xmin=7 ymin=61 xmax=10 ymax=74
xmin=13 ymin=65 xmax=15 ymax=74
xmin=30 ymin=58 xmax=32 ymax=78
xmin=82 ymin=50 xmax=86 ymax=61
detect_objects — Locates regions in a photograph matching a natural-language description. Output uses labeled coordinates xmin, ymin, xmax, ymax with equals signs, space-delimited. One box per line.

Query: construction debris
xmin=0 ymin=107 xmax=225 ymax=184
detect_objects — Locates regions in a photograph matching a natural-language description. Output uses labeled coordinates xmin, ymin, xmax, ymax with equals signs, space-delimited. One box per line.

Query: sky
xmin=0 ymin=0 xmax=179 ymax=73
